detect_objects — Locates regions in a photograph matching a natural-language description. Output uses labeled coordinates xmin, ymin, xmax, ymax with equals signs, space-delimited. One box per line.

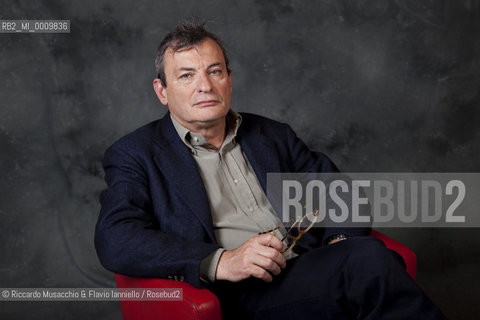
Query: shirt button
xmin=233 ymin=178 xmax=238 ymax=184
xmin=193 ymin=136 xmax=199 ymax=142
xmin=249 ymin=207 xmax=254 ymax=212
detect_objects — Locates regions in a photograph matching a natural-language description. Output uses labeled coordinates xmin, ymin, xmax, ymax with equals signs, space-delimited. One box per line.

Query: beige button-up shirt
xmin=171 ymin=111 xmax=295 ymax=282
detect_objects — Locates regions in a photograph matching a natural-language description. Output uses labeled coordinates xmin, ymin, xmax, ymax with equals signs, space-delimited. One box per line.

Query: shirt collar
xmin=170 ymin=110 xmax=242 ymax=154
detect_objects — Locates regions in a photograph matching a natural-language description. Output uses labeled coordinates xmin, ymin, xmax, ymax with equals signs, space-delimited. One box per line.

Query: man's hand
xmin=215 ymin=233 xmax=287 ymax=282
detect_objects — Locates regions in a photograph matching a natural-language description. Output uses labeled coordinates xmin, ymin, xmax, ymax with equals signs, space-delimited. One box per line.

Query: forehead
xmin=164 ymin=38 xmax=226 ymax=70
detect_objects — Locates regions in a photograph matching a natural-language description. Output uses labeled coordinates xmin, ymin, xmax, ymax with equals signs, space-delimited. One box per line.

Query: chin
xmin=197 ymin=108 xmax=228 ymax=121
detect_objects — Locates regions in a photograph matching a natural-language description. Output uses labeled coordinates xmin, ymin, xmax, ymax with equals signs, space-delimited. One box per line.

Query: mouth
xmin=193 ymin=99 xmax=220 ymax=107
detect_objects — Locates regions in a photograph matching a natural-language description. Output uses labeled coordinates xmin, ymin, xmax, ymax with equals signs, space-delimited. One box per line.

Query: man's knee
xmin=339 ymin=236 xmax=406 ymax=275
xmin=342 ymin=236 xmax=386 ymax=254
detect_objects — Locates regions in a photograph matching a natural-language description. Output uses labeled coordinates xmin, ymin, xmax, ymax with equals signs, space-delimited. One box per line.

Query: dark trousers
xmin=211 ymin=236 xmax=447 ymax=320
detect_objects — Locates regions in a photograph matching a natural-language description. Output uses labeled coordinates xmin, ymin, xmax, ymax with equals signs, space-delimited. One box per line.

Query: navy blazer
xmin=95 ymin=112 xmax=369 ymax=288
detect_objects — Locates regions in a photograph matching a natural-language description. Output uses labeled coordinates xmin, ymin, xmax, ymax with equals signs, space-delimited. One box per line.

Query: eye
xmin=180 ymin=73 xmax=192 ymax=79
xmin=210 ymin=69 xmax=222 ymax=75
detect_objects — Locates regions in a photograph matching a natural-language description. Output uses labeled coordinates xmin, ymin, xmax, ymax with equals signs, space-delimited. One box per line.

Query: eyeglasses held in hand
xmin=260 ymin=210 xmax=320 ymax=255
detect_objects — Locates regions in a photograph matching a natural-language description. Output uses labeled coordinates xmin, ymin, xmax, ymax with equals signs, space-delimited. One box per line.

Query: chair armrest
xmin=115 ymin=231 xmax=416 ymax=319
xmin=115 ymin=274 xmax=222 ymax=320
xmin=370 ymin=230 xmax=417 ymax=280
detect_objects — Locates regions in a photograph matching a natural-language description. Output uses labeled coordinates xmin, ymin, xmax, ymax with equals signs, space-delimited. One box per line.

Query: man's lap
xmin=212 ymin=236 xmax=413 ymax=319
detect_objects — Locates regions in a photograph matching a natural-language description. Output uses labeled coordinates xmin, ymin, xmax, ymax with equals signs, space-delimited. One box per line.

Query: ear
xmin=153 ymin=78 xmax=168 ymax=105
xmin=228 ymin=69 xmax=232 ymax=93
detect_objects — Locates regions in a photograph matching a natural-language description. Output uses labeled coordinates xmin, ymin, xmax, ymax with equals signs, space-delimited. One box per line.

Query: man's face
xmin=154 ymin=38 xmax=232 ymax=131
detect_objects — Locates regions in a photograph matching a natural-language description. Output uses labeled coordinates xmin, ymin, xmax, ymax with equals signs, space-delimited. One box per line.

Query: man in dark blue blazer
xmin=95 ymin=19 xmax=446 ymax=319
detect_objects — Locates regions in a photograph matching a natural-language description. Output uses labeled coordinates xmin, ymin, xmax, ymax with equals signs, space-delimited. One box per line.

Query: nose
xmin=197 ymin=72 xmax=212 ymax=92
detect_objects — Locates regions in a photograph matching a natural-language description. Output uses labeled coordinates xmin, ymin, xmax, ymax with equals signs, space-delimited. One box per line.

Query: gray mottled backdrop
xmin=1 ymin=1 xmax=479 ymax=319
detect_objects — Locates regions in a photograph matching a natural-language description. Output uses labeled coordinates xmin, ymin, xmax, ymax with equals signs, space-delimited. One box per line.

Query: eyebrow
xmin=177 ymin=62 xmax=223 ymax=73
xmin=178 ymin=67 xmax=196 ymax=72
xmin=207 ymin=62 xmax=222 ymax=69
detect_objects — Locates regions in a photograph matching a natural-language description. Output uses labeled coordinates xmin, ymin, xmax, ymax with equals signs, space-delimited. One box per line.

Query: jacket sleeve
xmin=94 ymin=143 xmax=219 ymax=288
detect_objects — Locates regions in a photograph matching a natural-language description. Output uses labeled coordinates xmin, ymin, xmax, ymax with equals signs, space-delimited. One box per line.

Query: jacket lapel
xmin=236 ymin=116 xmax=288 ymax=222
xmin=152 ymin=114 xmax=217 ymax=244
xmin=236 ymin=117 xmax=282 ymax=192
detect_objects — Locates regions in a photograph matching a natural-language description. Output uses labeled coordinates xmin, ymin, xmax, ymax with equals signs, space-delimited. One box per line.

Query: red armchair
xmin=115 ymin=231 xmax=416 ymax=320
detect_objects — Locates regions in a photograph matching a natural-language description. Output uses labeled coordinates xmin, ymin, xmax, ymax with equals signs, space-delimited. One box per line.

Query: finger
xmin=248 ymin=253 xmax=282 ymax=276
xmin=249 ymin=265 xmax=273 ymax=282
xmin=256 ymin=233 xmax=285 ymax=252
xmin=255 ymin=246 xmax=287 ymax=269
